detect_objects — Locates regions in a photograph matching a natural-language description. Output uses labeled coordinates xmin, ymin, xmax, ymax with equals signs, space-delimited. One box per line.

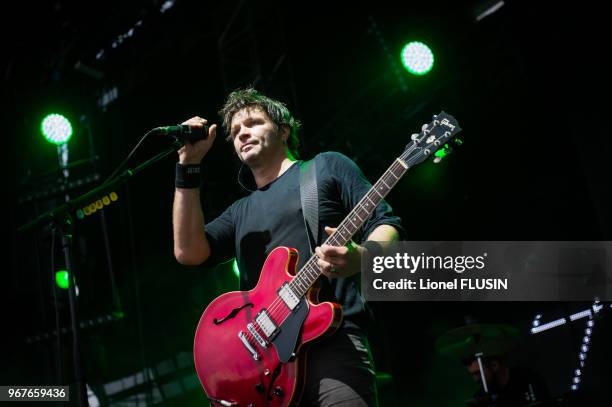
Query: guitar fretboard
xmin=289 ymin=158 xmax=409 ymax=297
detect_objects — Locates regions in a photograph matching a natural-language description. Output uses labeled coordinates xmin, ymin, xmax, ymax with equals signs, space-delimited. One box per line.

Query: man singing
xmin=173 ymin=88 xmax=403 ymax=406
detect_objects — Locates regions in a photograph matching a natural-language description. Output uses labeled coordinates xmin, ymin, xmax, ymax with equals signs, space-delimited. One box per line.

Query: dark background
xmin=5 ymin=0 xmax=611 ymax=405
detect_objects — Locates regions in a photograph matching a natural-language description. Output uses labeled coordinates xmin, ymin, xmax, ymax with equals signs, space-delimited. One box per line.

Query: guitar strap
xmin=299 ymin=158 xmax=318 ymax=254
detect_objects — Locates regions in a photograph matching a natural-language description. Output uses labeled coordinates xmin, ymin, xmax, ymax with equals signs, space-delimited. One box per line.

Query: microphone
xmin=153 ymin=124 xmax=209 ymax=144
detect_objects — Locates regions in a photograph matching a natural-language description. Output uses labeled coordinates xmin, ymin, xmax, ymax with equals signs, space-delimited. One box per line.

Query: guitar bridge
xmin=247 ymin=323 xmax=268 ymax=348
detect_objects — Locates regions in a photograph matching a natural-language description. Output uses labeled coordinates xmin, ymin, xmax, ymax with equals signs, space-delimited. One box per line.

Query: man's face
xmin=230 ymin=106 xmax=286 ymax=166
xmin=467 ymin=360 xmax=495 ymax=386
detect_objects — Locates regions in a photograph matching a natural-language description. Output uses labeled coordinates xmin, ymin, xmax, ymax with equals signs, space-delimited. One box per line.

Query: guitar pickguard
xmin=272 ymin=298 xmax=309 ymax=363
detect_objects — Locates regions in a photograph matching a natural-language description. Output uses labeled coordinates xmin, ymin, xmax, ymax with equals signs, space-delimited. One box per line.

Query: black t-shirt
xmin=203 ymin=152 xmax=404 ymax=330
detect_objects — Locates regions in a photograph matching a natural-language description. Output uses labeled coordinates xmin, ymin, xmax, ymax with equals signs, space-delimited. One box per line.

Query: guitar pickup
xmin=278 ymin=283 xmax=299 ymax=310
xmin=255 ymin=309 xmax=278 ymax=339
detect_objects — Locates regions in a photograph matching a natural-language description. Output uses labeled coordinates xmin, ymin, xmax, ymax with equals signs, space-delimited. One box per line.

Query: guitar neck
xmin=290 ymin=157 xmax=410 ymax=298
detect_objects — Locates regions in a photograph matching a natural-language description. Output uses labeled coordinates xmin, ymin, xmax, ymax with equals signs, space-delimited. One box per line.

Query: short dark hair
xmin=218 ymin=87 xmax=301 ymax=159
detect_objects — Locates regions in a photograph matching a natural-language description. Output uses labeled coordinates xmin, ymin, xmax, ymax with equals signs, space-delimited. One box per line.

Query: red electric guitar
xmin=194 ymin=112 xmax=461 ymax=406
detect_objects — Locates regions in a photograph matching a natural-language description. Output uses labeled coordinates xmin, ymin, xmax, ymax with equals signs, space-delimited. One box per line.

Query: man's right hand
xmin=177 ymin=116 xmax=217 ymax=165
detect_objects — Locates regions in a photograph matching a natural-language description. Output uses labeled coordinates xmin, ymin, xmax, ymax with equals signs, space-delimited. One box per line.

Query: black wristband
xmin=175 ymin=163 xmax=202 ymax=189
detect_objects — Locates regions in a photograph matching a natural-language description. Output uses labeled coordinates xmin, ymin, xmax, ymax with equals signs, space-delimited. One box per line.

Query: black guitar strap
xmin=299 ymin=159 xmax=318 ymax=254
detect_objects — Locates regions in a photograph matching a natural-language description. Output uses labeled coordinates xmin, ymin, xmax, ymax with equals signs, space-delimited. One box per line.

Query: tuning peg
xmin=411 ymin=133 xmax=419 ymax=141
xmin=433 ymin=156 xmax=443 ymax=164
xmin=421 ymin=123 xmax=429 ymax=131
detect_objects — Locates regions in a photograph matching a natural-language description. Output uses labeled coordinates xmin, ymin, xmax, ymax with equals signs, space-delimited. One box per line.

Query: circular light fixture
xmin=401 ymin=41 xmax=435 ymax=76
xmin=41 ymin=113 xmax=73 ymax=145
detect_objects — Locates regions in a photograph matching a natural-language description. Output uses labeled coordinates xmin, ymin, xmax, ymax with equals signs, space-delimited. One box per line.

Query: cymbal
xmin=435 ymin=323 xmax=519 ymax=358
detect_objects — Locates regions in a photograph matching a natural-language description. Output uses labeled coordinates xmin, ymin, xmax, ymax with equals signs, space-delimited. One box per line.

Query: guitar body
xmin=194 ymin=247 xmax=343 ymax=406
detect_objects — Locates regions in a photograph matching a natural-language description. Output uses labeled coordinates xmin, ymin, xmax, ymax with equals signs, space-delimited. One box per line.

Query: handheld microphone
xmin=153 ymin=124 xmax=209 ymax=144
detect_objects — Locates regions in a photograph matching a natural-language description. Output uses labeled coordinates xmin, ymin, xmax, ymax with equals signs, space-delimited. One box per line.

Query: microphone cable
xmin=101 ymin=128 xmax=163 ymax=187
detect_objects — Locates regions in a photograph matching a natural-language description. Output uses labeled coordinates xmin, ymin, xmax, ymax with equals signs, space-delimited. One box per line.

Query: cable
xmin=102 ymin=129 xmax=175 ymax=186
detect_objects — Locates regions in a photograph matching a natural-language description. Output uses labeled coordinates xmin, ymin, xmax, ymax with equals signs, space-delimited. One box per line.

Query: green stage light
xmin=55 ymin=270 xmax=70 ymax=289
xmin=401 ymin=41 xmax=434 ymax=76
xmin=434 ymin=144 xmax=449 ymax=159
xmin=41 ymin=114 xmax=73 ymax=145
xmin=232 ymin=259 xmax=240 ymax=278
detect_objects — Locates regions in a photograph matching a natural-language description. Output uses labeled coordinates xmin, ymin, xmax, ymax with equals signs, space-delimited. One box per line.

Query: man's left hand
xmin=315 ymin=226 xmax=364 ymax=278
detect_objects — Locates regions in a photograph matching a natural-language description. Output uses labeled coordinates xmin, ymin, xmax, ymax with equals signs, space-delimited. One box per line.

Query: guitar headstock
xmin=400 ymin=111 xmax=462 ymax=167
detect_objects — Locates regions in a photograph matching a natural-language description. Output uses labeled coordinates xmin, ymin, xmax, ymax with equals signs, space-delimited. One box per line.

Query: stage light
xmin=232 ymin=259 xmax=240 ymax=278
xmin=55 ymin=270 xmax=70 ymax=289
xmin=572 ymin=311 xmax=596 ymax=391
xmin=530 ymin=317 xmax=566 ymax=334
xmin=401 ymin=41 xmax=434 ymax=76
xmin=434 ymin=146 xmax=447 ymax=159
xmin=474 ymin=0 xmax=506 ymax=22
xmin=569 ymin=309 xmax=592 ymax=321
xmin=41 ymin=114 xmax=73 ymax=145
xmin=432 ymin=144 xmax=451 ymax=164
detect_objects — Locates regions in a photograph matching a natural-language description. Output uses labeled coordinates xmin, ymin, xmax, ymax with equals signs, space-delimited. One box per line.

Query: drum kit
xmin=435 ymin=323 xmax=567 ymax=407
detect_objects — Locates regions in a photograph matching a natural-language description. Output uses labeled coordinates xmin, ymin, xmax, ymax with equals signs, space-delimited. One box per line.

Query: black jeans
xmin=300 ymin=327 xmax=379 ymax=406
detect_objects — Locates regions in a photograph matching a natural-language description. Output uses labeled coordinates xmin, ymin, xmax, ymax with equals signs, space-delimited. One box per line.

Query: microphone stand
xmin=18 ymin=140 xmax=183 ymax=407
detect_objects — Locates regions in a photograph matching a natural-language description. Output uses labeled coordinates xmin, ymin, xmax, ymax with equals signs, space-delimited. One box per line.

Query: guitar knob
xmin=273 ymin=386 xmax=284 ymax=397
xmin=254 ymin=383 xmax=265 ymax=393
